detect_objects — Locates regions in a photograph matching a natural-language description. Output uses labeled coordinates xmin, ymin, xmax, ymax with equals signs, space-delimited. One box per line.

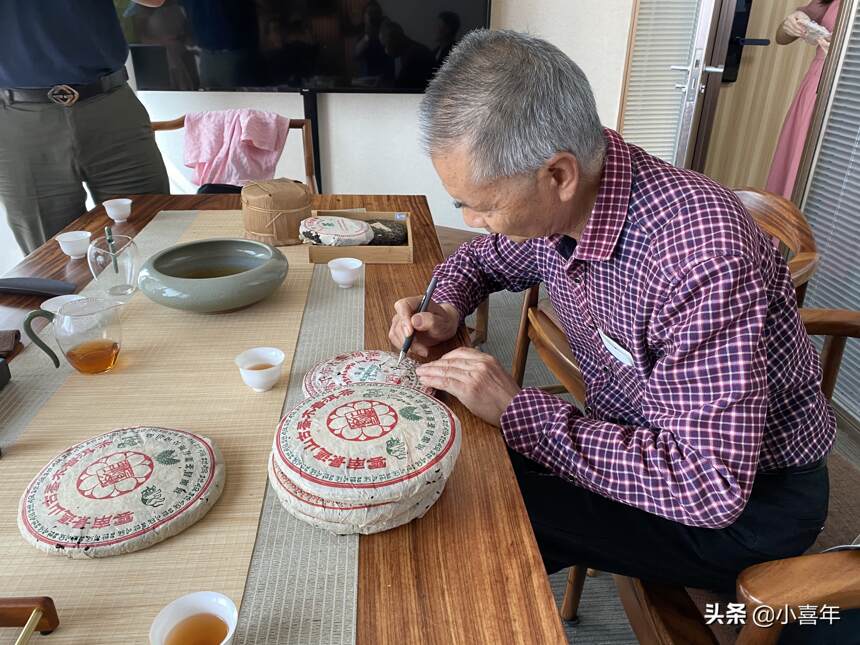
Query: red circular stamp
xmin=326 ymin=400 xmax=398 ymax=441
xmin=76 ymin=451 xmax=154 ymax=500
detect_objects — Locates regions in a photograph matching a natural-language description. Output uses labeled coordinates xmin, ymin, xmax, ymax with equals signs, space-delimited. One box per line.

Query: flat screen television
xmin=119 ymin=0 xmax=492 ymax=92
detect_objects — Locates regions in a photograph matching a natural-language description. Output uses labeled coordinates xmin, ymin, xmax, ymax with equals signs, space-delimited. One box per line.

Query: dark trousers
xmin=509 ymin=450 xmax=829 ymax=593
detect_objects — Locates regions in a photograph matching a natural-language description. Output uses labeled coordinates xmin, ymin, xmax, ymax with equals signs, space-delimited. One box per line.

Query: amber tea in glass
xmin=22 ymin=297 xmax=122 ymax=374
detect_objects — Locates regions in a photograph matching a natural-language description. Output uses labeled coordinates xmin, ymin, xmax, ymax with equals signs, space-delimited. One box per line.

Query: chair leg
xmin=469 ymin=298 xmax=489 ymax=347
xmin=512 ymin=286 xmax=539 ymax=386
xmin=560 ymin=565 xmax=588 ymax=623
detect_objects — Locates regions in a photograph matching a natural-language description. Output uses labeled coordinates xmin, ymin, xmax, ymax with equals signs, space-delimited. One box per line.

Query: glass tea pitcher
xmin=23 ymin=297 xmax=123 ymax=374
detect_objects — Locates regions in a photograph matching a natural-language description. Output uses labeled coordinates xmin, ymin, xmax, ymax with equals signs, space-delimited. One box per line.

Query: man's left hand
xmin=416 ymin=348 xmax=521 ymax=427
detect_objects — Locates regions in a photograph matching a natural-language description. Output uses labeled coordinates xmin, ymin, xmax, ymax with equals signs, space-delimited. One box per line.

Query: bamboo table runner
xmin=0 ymin=210 xmax=313 ymax=644
xmin=234 ymin=263 xmax=364 ymax=645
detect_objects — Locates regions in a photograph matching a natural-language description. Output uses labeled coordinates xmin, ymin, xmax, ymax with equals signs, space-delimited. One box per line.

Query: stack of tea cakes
xmin=268 ymin=352 xmax=460 ymax=534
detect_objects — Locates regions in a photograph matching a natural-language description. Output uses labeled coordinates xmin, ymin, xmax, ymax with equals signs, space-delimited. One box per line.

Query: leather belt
xmin=2 ymin=68 xmax=128 ymax=106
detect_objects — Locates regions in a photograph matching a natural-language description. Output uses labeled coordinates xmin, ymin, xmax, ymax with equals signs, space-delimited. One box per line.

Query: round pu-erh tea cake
xmin=302 ymin=350 xmax=431 ymax=398
xmin=278 ymin=482 xmax=444 ymax=535
xmin=299 ymin=216 xmax=374 ymax=246
xmin=267 ymin=451 xmax=444 ymax=532
xmin=272 ymin=384 xmax=460 ymax=505
xmin=19 ymin=426 xmax=224 ymax=558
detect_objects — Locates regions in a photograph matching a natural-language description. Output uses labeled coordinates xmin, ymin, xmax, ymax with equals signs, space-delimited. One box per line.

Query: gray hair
xmin=419 ymin=29 xmax=605 ymax=182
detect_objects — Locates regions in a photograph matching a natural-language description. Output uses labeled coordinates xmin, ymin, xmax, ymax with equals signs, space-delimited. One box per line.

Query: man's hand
xmin=416 ymin=348 xmax=521 ymax=426
xmin=388 ymin=296 xmax=459 ymax=358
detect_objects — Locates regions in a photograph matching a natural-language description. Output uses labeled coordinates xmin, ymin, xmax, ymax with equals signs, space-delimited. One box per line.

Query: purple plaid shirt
xmin=432 ymin=129 xmax=835 ymax=529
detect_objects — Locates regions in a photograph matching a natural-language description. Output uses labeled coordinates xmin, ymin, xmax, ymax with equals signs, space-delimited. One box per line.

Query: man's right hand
xmin=388 ymin=297 xmax=460 ymax=358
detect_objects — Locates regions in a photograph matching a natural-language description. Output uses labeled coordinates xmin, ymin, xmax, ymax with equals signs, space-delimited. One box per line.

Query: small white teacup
xmin=149 ymin=591 xmax=237 ymax=645
xmin=328 ymin=257 xmax=363 ymax=289
xmin=104 ymin=198 xmax=132 ymax=223
xmin=56 ymin=231 xmax=92 ymax=259
xmin=235 ymin=347 xmax=285 ymax=392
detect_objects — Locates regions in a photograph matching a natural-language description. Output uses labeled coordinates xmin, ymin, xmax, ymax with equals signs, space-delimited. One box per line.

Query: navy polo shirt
xmin=0 ymin=0 xmax=128 ymax=88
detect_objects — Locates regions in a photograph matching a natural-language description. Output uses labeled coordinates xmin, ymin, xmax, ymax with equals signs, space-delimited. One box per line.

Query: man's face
xmin=432 ymin=145 xmax=565 ymax=242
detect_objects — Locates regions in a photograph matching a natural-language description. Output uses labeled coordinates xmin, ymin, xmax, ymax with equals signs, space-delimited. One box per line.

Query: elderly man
xmin=389 ymin=30 xmax=835 ymax=593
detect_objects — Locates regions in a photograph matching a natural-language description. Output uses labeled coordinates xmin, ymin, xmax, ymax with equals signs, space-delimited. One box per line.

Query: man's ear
xmin=544 ymin=152 xmax=581 ymax=202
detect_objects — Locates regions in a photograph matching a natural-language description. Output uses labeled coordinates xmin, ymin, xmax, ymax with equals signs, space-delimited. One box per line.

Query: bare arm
xmin=776 ymin=10 xmax=811 ymax=45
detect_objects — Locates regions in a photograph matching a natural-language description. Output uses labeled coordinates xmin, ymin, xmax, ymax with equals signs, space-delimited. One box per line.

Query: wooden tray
xmin=306 ymin=210 xmax=414 ymax=264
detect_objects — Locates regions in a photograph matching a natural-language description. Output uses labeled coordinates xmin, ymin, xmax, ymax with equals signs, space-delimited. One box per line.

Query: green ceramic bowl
xmin=138 ymin=238 xmax=289 ymax=313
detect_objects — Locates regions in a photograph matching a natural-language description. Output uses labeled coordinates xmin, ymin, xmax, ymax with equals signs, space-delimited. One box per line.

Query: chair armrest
xmin=737 ymin=550 xmax=860 ymax=611
xmin=787 ymin=252 xmax=819 ymax=288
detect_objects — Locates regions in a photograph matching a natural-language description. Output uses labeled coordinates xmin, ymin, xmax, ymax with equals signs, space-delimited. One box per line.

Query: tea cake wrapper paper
xmin=301 ymin=350 xmax=431 ymax=399
xmin=267 ymin=452 xmax=444 ymax=533
xmin=18 ymin=426 xmax=224 ymax=558
xmin=273 ymin=383 xmax=461 ymax=506
xmin=299 ymin=216 xmax=374 ymax=246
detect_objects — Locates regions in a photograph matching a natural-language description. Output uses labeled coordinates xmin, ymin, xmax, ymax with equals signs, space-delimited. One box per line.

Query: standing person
xmin=0 ymin=0 xmax=170 ymax=255
xmin=389 ymin=30 xmax=835 ymax=612
xmin=766 ymin=0 xmax=841 ymax=199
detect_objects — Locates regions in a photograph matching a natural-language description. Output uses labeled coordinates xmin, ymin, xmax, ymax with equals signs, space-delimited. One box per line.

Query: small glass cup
xmin=87 ymin=234 xmax=140 ymax=302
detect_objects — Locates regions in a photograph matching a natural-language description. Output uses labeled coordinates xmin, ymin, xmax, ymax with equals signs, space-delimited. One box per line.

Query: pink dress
xmin=765 ymin=0 xmax=840 ymax=198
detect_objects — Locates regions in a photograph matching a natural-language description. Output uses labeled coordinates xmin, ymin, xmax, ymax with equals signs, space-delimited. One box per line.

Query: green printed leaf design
xmin=155 ymin=449 xmax=181 ymax=466
xmin=399 ymin=406 xmax=422 ymax=421
xmin=386 ymin=437 xmax=407 ymax=460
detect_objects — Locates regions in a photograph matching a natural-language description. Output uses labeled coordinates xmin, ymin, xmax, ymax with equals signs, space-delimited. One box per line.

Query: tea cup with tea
xmin=22 ymin=297 xmax=123 ymax=374
xmin=234 ymin=347 xmax=285 ymax=392
xmin=149 ymin=591 xmax=237 ymax=645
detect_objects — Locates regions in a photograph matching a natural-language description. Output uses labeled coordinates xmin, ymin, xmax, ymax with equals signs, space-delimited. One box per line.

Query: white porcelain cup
xmin=103 ymin=198 xmax=132 ymax=223
xmin=235 ymin=347 xmax=285 ymax=392
xmin=328 ymin=257 xmax=363 ymax=289
xmin=56 ymin=231 xmax=92 ymax=259
xmin=149 ymin=591 xmax=237 ymax=645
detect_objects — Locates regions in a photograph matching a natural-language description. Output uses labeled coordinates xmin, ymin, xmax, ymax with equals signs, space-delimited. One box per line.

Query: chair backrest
xmin=734 ymin=188 xmax=818 ymax=305
xmin=150 ymin=115 xmax=318 ymax=193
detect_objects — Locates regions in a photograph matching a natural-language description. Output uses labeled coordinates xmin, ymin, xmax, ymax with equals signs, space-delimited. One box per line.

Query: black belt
xmin=2 ymin=68 xmax=128 ymax=106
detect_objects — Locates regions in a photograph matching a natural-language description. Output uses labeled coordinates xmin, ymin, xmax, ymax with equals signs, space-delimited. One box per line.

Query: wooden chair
xmin=0 ymin=597 xmax=60 ymax=642
xmin=735 ymin=188 xmax=819 ymax=307
xmin=436 ymin=226 xmax=489 ymax=347
xmin=614 ymin=308 xmax=860 ymax=645
xmin=150 ymin=116 xmax=319 ymax=194
xmin=520 ymin=306 xmax=860 ymax=642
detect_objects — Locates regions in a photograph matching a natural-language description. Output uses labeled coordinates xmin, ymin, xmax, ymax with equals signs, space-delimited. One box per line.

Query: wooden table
xmin=1 ymin=195 xmax=566 ymax=644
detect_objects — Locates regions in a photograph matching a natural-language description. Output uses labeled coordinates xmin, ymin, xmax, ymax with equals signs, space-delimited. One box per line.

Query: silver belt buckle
xmin=47 ymin=84 xmax=80 ymax=106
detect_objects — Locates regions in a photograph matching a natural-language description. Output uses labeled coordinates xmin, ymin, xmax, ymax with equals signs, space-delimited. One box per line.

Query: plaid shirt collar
xmin=548 ymin=128 xmax=632 ymax=263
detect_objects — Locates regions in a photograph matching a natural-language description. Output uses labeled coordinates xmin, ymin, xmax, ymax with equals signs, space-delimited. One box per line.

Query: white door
xmin=620 ymin=0 xmax=723 ymax=167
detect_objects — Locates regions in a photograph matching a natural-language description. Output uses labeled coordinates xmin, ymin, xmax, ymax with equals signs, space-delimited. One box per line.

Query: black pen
xmin=397 ymin=275 xmax=439 ymax=366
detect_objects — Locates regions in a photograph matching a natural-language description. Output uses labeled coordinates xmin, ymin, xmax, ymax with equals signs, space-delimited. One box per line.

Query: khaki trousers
xmin=0 ymin=83 xmax=169 ymax=254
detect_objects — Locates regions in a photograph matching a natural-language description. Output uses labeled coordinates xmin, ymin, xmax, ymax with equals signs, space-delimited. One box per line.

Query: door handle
xmin=669 ymin=65 xmax=689 ymax=72
xmin=703 ymin=65 xmax=724 ymax=74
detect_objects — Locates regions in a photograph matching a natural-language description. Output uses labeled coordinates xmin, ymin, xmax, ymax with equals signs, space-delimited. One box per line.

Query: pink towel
xmin=183 ymin=109 xmax=290 ymax=186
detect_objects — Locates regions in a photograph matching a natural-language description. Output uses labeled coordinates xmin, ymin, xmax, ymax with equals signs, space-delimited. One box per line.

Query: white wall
xmin=1 ymin=0 xmax=634 ymax=275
